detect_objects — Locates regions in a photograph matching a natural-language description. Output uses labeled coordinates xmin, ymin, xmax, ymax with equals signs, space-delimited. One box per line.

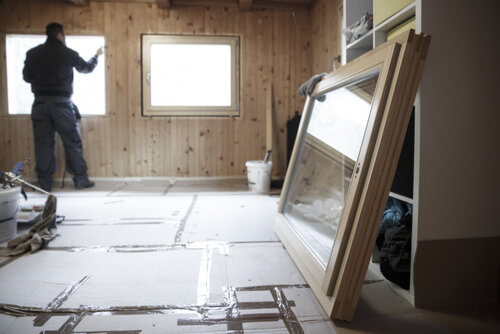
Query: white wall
xmin=417 ymin=0 xmax=500 ymax=240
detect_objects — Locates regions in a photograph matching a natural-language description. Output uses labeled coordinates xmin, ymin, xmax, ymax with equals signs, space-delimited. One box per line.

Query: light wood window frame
xmin=274 ymin=30 xmax=430 ymax=321
xmin=141 ymin=34 xmax=240 ymax=117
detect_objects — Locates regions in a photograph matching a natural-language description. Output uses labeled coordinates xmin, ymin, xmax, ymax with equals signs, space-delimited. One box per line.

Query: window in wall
xmin=6 ymin=34 xmax=106 ymax=115
xmin=142 ymin=35 xmax=240 ymax=117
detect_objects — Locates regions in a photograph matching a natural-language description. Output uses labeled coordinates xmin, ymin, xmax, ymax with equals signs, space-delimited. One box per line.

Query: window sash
xmin=141 ymin=34 xmax=240 ymax=117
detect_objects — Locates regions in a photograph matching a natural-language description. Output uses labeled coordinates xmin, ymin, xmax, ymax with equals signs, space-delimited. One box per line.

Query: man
xmin=23 ymin=22 xmax=103 ymax=192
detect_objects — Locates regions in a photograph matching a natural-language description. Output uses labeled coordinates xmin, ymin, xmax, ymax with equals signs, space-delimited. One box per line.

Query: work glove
xmin=297 ymin=72 xmax=327 ymax=102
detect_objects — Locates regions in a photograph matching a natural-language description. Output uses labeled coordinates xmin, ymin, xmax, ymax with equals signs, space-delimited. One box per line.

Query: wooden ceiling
xmin=67 ymin=0 xmax=316 ymax=11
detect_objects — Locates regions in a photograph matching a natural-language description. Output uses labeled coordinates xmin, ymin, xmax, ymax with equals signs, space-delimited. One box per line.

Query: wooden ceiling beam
xmin=67 ymin=0 xmax=311 ymax=11
xmin=168 ymin=0 xmax=310 ymax=10
xmin=157 ymin=0 xmax=172 ymax=9
xmin=239 ymin=0 xmax=253 ymax=11
xmin=252 ymin=0 xmax=309 ymax=10
xmin=68 ymin=0 xmax=89 ymax=5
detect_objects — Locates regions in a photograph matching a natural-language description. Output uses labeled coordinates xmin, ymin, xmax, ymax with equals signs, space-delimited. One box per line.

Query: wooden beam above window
xmin=68 ymin=0 xmax=89 ymax=5
xmin=239 ymin=0 xmax=253 ymax=11
xmin=67 ymin=0 xmax=312 ymax=11
xmin=156 ymin=0 xmax=171 ymax=9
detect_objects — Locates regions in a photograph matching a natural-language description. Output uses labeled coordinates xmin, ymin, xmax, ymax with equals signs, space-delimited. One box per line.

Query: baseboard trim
xmin=413 ymin=236 xmax=500 ymax=307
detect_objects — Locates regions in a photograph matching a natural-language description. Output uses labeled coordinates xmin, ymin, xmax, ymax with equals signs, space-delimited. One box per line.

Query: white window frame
xmin=141 ymin=34 xmax=240 ymax=117
xmin=5 ymin=34 xmax=106 ymax=116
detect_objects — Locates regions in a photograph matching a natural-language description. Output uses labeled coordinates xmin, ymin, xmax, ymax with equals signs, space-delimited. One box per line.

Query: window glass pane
xmin=283 ymin=71 xmax=380 ymax=265
xmin=150 ymin=43 xmax=231 ymax=107
xmin=66 ymin=36 xmax=106 ymax=115
xmin=6 ymin=34 xmax=105 ymax=115
xmin=6 ymin=35 xmax=43 ymax=115
xmin=307 ymin=84 xmax=373 ymax=161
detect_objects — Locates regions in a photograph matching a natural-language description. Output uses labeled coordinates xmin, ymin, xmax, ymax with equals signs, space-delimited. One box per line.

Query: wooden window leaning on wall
xmin=274 ymin=30 xmax=431 ymax=322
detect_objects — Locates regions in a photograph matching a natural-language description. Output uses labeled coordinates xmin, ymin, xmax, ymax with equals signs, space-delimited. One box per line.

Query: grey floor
xmin=0 ymin=179 xmax=498 ymax=333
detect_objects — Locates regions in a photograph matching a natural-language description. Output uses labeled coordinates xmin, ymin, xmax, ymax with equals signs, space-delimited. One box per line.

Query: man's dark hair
xmin=45 ymin=22 xmax=64 ymax=39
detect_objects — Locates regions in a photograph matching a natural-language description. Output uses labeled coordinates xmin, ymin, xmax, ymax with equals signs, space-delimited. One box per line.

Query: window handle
xmin=146 ymin=72 xmax=151 ymax=85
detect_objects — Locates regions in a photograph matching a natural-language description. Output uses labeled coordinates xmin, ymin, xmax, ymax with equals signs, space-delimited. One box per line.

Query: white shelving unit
xmin=342 ymin=0 xmax=418 ymax=304
xmin=344 ymin=1 xmax=416 ymax=63
xmin=339 ymin=0 xmax=500 ymax=309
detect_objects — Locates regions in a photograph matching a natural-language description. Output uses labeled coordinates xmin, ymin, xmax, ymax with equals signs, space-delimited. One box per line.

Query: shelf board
xmin=346 ymin=30 xmax=373 ymax=50
xmin=389 ymin=192 xmax=413 ymax=204
xmin=374 ymin=2 xmax=416 ymax=33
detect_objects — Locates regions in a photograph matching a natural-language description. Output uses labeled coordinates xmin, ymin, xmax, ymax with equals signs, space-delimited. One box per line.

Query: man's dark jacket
xmin=23 ymin=37 xmax=98 ymax=97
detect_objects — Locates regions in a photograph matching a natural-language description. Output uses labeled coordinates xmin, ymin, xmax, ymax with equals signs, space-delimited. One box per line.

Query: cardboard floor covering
xmin=0 ymin=183 xmax=335 ymax=333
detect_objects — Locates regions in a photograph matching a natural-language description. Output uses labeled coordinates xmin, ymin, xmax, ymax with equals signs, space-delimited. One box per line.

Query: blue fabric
xmin=379 ymin=197 xmax=404 ymax=236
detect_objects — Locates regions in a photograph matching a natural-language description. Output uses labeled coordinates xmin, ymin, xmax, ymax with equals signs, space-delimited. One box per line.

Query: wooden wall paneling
xmin=293 ymin=10 xmax=311 ymax=176
xmin=88 ymin=119 xmax=99 ymax=177
xmin=255 ymin=11 xmax=269 ymax=166
xmin=82 ymin=2 xmax=104 ymax=177
xmin=214 ymin=120 xmax=227 ymax=176
xmin=292 ymin=9 xmax=311 ymax=112
xmin=227 ymin=7 xmax=239 ymax=177
xmin=273 ymin=11 xmax=291 ymax=177
xmin=0 ymin=3 xmax=31 ymax=176
xmin=204 ymin=6 xmax=225 ymax=177
xmin=188 ymin=114 xmax=199 ymax=176
xmin=310 ymin=0 xmax=325 ymax=74
xmin=191 ymin=8 xmax=204 ymax=176
xmin=246 ymin=12 xmax=263 ymax=164
xmin=12 ymin=119 xmax=27 ymax=169
xmin=148 ymin=5 xmax=163 ymax=177
xmin=108 ymin=2 xmax=131 ymax=177
xmin=0 ymin=6 xmax=8 ymax=157
xmin=79 ymin=119 xmax=92 ymax=176
xmin=180 ymin=118 xmax=191 ymax=176
xmin=104 ymin=118 xmax=114 ymax=177
xmin=10 ymin=119 xmax=19 ymax=169
xmin=310 ymin=0 xmax=343 ymax=74
xmin=240 ymin=12 xmax=253 ymax=169
xmin=0 ymin=0 xmax=311 ymax=180
xmin=94 ymin=118 xmax=104 ymax=176
xmin=252 ymin=11 xmax=264 ymax=163
xmin=287 ymin=10 xmax=300 ymax=177
xmin=148 ymin=7 xmax=162 ymax=176
xmin=183 ymin=7 xmax=201 ymax=177
xmin=68 ymin=2 xmax=93 ymax=33
xmin=8 ymin=118 xmax=18 ymax=170
xmin=227 ymin=118 xmax=236 ymax=176
xmin=149 ymin=119 xmax=159 ymax=175
xmin=161 ymin=119 xmax=173 ymax=176
xmin=129 ymin=2 xmax=141 ymax=177
xmin=201 ymin=119 xmax=213 ymax=177
xmin=231 ymin=13 xmax=245 ymax=175
xmin=153 ymin=8 xmax=167 ymax=177
xmin=93 ymin=120 xmax=103 ymax=177
xmin=206 ymin=7 xmax=229 ymax=177
xmin=155 ymin=7 xmax=173 ymax=177
xmin=129 ymin=2 xmax=151 ymax=177
xmin=124 ymin=2 xmax=137 ymax=176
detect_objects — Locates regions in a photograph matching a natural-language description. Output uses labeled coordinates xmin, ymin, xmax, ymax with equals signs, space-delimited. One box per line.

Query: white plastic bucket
xmin=0 ymin=187 xmax=20 ymax=242
xmin=246 ymin=161 xmax=272 ymax=193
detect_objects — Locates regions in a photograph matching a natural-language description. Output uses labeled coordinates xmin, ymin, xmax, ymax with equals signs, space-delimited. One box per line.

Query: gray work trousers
xmin=31 ymin=96 xmax=89 ymax=189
